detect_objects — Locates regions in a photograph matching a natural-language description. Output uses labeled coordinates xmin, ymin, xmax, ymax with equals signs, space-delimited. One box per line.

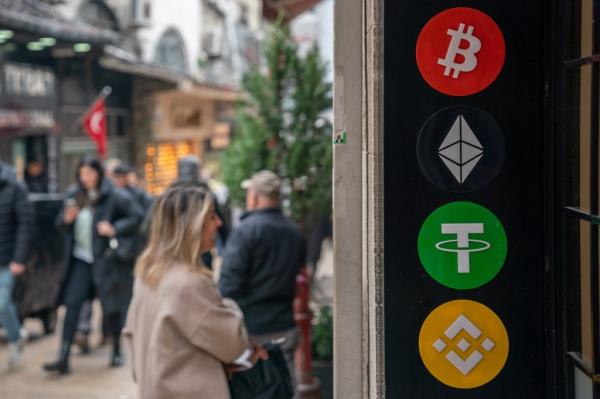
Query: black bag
xmin=228 ymin=344 xmax=294 ymax=399
xmin=103 ymin=189 xmax=143 ymax=262
xmin=108 ymin=236 xmax=140 ymax=262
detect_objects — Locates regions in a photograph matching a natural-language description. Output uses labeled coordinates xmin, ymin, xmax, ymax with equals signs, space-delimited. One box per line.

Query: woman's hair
xmin=135 ymin=185 xmax=213 ymax=286
xmin=77 ymin=155 xmax=104 ymax=188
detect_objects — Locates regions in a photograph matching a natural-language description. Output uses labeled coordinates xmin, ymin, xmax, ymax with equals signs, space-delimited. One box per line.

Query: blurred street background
xmin=0 ymin=0 xmax=334 ymax=397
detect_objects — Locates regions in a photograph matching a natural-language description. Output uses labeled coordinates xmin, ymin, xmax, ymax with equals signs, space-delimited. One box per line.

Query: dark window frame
xmin=558 ymin=0 xmax=600 ymax=397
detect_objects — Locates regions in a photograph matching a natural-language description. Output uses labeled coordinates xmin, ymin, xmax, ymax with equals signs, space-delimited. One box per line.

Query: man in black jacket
xmin=219 ymin=170 xmax=305 ymax=388
xmin=0 ymin=162 xmax=33 ymax=368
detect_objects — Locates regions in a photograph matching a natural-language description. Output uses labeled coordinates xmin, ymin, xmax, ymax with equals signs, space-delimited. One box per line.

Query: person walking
xmin=24 ymin=159 xmax=48 ymax=193
xmin=0 ymin=162 xmax=33 ymax=368
xmin=124 ymin=185 xmax=254 ymax=399
xmin=173 ymin=155 xmax=230 ymax=267
xmin=219 ymin=170 xmax=305 ymax=387
xmin=113 ymin=165 xmax=152 ymax=211
xmin=43 ymin=156 xmax=143 ymax=375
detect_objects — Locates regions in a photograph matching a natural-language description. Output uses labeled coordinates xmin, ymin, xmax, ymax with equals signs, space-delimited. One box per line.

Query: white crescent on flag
xmin=90 ymin=110 xmax=103 ymax=136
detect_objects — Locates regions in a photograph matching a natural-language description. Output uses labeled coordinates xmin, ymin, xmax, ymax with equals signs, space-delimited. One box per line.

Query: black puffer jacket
xmin=57 ymin=180 xmax=144 ymax=315
xmin=0 ymin=163 xmax=33 ymax=266
xmin=219 ymin=208 xmax=305 ymax=335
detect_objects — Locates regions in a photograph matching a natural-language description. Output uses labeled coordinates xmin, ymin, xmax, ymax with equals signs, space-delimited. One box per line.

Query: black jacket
xmin=57 ymin=180 xmax=144 ymax=314
xmin=219 ymin=208 xmax=305 ymax=335
xmin=0 ymin=164 xmax=33 ymax=266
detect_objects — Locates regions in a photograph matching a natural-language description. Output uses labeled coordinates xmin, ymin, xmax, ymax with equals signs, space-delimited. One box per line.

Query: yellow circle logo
xmin=419 ymin=299 xmax=509 ymax=389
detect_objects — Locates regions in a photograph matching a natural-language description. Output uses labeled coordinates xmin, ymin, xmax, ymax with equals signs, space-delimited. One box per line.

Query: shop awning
xmin=99 ymin=53 xmax=182 ymax=84
xmin=171 ymin=83 xmax=240 ymax=102
xmin=0 ymin=0 xmax=118 ymax=44
xmin=100 ymin=52 xmax=241 ymax=102
xmin=263 ymin=0 xmax=323 ymax=22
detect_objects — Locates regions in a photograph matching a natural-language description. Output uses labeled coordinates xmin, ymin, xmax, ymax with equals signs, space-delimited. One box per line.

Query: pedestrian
xmin=124 ymin=185 xmax=257 ymax=399
xmin=172 ymin=155 xmax=230 ymax=267
xmin=43 ymin=156 xmax=143 ymax=375
xmin=219 ymin=170 xmax=305 ymax=388
xmin=113 ymin=165 xmax=152 ymax=211
xmin=0 ymin=161 xmax=33 ymax=368
xmin=24 ymin=159 xmax=48 ymax=193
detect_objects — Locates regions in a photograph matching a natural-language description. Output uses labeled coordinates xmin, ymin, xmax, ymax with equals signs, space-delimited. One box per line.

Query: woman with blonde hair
xmin=124 ymin=185 xmax=254 ymax=399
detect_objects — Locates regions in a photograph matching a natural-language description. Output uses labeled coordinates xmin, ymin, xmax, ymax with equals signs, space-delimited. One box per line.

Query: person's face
xmin=127 ymin=172 xmax=139 ymax=187
xmin=79 ymin=165 xmax=100 ymax=191
xmin=245 ymin=188 xmax=259 ymax=211
xmin=113 ymin=174 xmax=128 ymax=189
xmin=27 ymin=161 xmax=43 ymax=177
xmin=200 ymin=203 xmax=222 ymax=252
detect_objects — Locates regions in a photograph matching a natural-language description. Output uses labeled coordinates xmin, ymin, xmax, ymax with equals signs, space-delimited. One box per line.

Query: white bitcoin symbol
xmin=437 ymin=23 xmax=482 ymax=79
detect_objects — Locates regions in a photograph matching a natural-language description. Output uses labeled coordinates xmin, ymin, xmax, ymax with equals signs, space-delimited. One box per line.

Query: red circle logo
xmin=416 ymin=7 xmax=505 ymax=96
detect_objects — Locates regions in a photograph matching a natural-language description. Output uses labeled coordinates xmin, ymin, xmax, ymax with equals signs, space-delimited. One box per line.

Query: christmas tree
xmin=221 ymin=22 xmax=332 ymax=226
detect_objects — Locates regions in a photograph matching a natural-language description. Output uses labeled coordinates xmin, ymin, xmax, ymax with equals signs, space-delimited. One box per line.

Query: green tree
xmin=221 ymin=22 xmax=332 ymax=226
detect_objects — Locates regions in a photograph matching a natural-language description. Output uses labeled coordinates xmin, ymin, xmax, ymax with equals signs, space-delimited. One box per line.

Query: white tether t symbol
xmin=437 ymin=223 xmax=488 ymax=273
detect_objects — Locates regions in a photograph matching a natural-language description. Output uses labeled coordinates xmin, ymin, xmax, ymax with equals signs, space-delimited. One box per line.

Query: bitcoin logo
xmin=437 ymin=23 xmax=481 ymax=79
xmin=416 ymin=7 xmax=505 ymax=96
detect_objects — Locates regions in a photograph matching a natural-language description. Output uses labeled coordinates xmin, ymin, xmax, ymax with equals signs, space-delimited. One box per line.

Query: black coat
xmin=0 ymin=163 xmax=33 ymax=266
xmin=219 ymin=208 xmax=305 ymax=335
xmin=57 ymin=180 xmax=144 ymax=315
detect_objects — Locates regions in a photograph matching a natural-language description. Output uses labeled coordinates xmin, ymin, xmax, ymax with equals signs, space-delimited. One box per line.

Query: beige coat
xmin=124 ymin=265 xmax=249 ymax=399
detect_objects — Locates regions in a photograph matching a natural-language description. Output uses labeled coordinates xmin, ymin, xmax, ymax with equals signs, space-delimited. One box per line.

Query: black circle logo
xmin=417 ymin=106 xmax=505 ymax=193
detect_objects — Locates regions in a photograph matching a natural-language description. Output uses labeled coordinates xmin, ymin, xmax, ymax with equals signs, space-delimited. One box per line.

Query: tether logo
xmin=416 ymin=7 xmax=505 ymax=96
xmin=419 ymin=300 xmax=509 ymax=389
xmin=436 ymin=223 xmax=490 ymax=274
xmin=438 ymin=23 xmax=481 ymax=79
xmin=418 ymin=202 xmax=507 ymax=289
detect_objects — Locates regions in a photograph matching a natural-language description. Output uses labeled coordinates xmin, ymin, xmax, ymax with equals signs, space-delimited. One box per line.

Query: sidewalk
xmin=0 ymin=304 xmax=136 ymax=399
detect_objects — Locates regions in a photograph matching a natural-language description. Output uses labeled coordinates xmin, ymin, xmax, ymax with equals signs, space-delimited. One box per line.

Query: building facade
xmin=0 ymin=0 xmax=263 ymax=193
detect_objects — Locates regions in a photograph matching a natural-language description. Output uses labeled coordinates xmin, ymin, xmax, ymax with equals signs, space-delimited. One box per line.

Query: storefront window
xmin=145 ymin=141 xmax=193 ymax=195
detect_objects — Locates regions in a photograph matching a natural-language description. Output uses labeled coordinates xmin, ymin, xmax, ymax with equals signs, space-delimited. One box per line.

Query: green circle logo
xmin=418 ymin=202 xmax=507 ymax=289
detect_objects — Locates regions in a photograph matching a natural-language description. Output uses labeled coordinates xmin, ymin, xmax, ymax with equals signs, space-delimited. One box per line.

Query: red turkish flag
xmin=82 ymin=99 xmax=107 ymax=158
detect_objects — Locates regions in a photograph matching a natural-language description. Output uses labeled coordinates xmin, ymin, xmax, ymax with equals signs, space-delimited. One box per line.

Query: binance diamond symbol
xmin=438 ymin=115 xmax=484 ymax=184
xmin=419 ymin=300 xmax=509 ymax=389
xmin=433 ymin=314 xmax=496 ymax=376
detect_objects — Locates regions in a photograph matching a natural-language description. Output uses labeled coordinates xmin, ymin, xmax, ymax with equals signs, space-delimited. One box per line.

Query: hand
xmin=63 ymin=205 xmax=80 ymax=224
xmin=97 ymin=221 xmax=116 ymax=238
xmin=250 ymin=345 xmax=269 ymax=364
xmin=225 ymin=345 xmax=269 ymax=379
xmin=9 ymin=262 xmax=26 ymax=276
xmin=225 ymin=363 xmax=246 ymax=378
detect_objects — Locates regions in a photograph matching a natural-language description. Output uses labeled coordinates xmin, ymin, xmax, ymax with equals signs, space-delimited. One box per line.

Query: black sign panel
xmin=0 ymin=61 xmax=57 ymax=134
xmin=384 ymin=1 xmax=546 ymax=397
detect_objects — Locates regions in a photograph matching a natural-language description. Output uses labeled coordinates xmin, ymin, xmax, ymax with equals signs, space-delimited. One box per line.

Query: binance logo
xmin=419 ymin=300 xmax=509 ymax=389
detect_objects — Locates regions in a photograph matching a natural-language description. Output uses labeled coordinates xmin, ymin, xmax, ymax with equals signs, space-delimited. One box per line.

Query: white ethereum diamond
xmin=438 ymin=115 xmax=484 ymax=183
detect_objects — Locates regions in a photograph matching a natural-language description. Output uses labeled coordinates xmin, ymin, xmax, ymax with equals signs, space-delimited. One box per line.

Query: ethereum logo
xmin=438 ymin=115 xmax=484 ymax=184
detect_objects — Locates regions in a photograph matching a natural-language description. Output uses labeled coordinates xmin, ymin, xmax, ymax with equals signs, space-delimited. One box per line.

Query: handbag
xmin=228 ymin=343 xmax=294 ymax=399
xmin=107 ymin=236 xmax=140 ymax=262
xmin=102 ymin=190 xmax=143 ymax=262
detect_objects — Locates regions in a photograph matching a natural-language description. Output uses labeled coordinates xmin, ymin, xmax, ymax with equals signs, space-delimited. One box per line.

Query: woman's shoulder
xmin=159 ymin=266 xmax=219 ymax=300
